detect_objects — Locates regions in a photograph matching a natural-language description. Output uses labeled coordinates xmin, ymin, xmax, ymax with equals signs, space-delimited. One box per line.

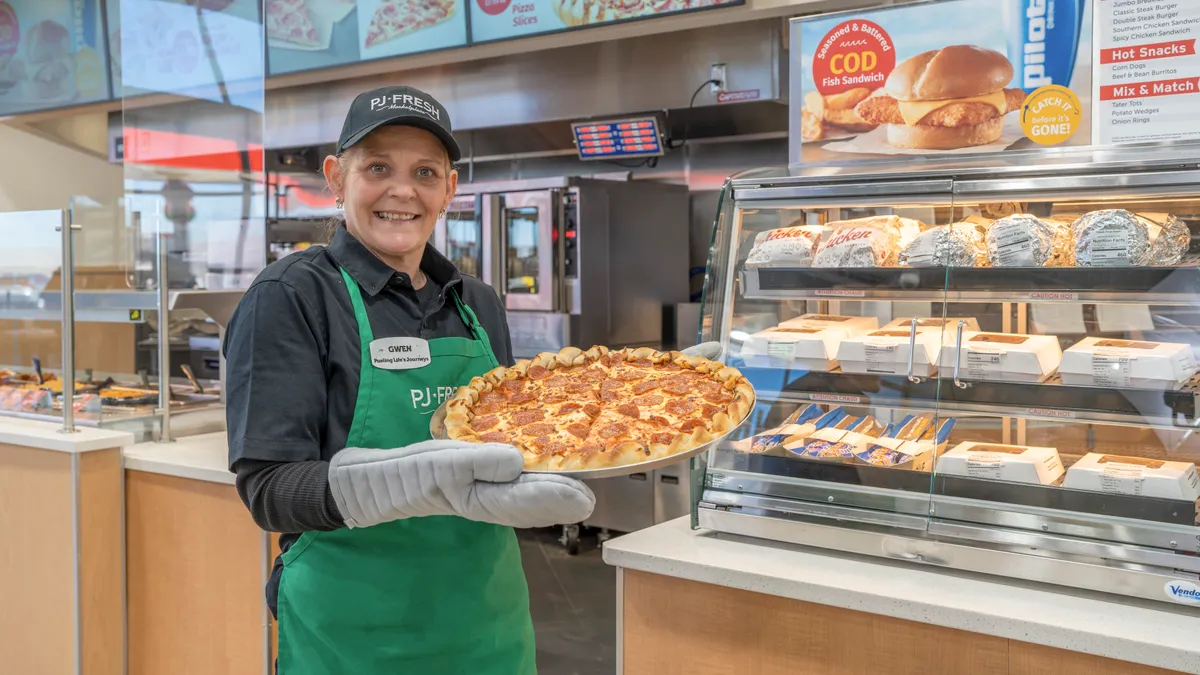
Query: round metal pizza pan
xmin=429 ymin=398 xmax=749 ymax=479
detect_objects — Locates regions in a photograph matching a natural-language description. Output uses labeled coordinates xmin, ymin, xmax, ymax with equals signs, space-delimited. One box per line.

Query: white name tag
xmin=370 ymin=337 xmax=432 ymax=370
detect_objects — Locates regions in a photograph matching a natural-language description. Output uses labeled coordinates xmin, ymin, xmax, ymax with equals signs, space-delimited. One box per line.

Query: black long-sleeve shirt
xmin=224 ymin=227 xmax=513 ymax=553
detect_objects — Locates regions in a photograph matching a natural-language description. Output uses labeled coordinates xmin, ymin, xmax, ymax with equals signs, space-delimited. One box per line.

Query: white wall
xmin=0 ymin=123 xmax=123 ymax=212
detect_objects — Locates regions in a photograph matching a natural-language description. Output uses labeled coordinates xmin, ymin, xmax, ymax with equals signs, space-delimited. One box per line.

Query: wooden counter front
xmin=621 ymin=570 xmax=1184 ymax=675
xmin=126 ymin=470 xmax=273 ymax=675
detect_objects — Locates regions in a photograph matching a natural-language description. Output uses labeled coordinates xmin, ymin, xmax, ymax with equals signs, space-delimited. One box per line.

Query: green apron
xmin=275 ymin=268 xmax=536 ymax=675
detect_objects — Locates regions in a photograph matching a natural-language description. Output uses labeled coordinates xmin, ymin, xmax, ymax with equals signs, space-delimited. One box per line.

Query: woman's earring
xmin=439 ymin=208 xmax=447 ymax=217
xmin=335 ymin=198 xmax=344 ymax=209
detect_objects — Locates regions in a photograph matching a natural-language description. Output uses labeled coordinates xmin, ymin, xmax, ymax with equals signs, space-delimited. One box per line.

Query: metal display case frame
xmin=693 ymin=145 xmax=1200 ymax=607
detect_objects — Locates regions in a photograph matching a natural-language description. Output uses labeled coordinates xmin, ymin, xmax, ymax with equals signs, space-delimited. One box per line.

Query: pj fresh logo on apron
xmin=370 ymin=337 xmax=432 ymax=370
xmin=412 ymin=386 xmax=457 ymax=413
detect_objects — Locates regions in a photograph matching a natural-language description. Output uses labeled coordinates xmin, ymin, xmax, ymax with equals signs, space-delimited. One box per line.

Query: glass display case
xmin=695 ymin=146 xmax=1200 ymax=606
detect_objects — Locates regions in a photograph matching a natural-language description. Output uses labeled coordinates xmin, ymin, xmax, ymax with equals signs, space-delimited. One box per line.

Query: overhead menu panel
xmin=0 ymin=0 xmax=111 ymax=115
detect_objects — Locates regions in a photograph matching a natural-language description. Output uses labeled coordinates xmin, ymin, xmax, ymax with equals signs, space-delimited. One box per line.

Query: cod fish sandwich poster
xmin=791 ymin=0 xmax=1095 ymax=165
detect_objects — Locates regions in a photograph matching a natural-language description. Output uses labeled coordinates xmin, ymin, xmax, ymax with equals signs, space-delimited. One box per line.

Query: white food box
xmin=836 ymin=329 xmax=943 ymax=377
xmin=938 ymin=332 xmax=1062 ymax=383
xmin=740 ymin=326 xmax=844 ymax=370
xmin=935 ymin=442 xmax=1065 ymax=485
xmin=1063 ymin=453 xmax=1200 ymax=501
xmin=883 ymin=317 xmax=981 ymax=333
xmin=779 ymin=314 xmax=878 ymax=336
xmin=1059 ymin=338 xmax=1199 ymax=390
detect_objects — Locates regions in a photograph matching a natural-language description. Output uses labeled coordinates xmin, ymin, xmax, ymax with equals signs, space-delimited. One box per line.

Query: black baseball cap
xmin=337 ymin=85 xmax=462 ymax=162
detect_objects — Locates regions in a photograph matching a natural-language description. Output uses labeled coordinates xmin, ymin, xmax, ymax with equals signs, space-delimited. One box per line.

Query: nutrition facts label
xmin=1093 ymin=0 xmax=1200 ymax=144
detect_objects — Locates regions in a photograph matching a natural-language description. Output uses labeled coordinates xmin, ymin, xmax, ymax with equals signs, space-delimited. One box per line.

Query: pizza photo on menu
xmin=359 ymin=0 xmax=462 ymax=57
xmin=443 ymin=346 xmax=755 ymax=472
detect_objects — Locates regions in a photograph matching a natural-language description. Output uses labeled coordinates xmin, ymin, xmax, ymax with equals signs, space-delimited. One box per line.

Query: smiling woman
xmin=222 ymin=85 xmax=595 ymax=675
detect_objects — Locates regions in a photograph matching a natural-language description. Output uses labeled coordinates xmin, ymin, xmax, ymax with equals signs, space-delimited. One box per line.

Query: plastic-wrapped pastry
xmin=986 ymin=214 xmax=1074 ymax=267
xmin=744 ymin=224 xmax=826 ymax=268
xmin=899 ymin=222 xmax=989 ymax=267
xmin=1071 ymin=209 xmax=1155 ymax=267
xmin=812 ymin=215 xmax=925 ymax=268
xmin=1142 ymin=213 xmax=1190 ymax=266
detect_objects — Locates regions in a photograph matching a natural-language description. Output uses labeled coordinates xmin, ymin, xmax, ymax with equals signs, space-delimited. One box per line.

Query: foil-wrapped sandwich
xmin=899 ymin=221 xmax=989 ymax=267
xmin=1142 ymin=213 xmax=1190 ymax=266
xmin=986 ymin=214 xmax=1074 ymax=267
xmin=744 ymin=223 xmax=826 ymax=269
xmin=1072 ymin=209 xmax=1155 ymax=267
xmin=812 ymin=216 xmax=925 ymax=268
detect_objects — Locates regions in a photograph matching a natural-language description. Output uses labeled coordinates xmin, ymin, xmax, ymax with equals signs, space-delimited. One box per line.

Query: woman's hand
xmin=681 ymin=342 xmax=723 ymax=360
xmin=328 ymin=440 xmax=595 ymax=529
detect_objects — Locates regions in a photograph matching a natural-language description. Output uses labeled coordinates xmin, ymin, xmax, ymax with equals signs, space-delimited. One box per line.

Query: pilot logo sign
xmin=369 ymin=337 xmax=433 ymax=370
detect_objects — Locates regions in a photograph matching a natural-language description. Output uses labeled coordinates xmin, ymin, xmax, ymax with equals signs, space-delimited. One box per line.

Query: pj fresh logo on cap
xmin=368 ymin=93 xmax=442 ymax=120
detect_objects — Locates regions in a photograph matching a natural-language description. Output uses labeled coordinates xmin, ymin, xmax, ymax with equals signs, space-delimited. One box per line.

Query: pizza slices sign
xmin=356 ymin=0 xmax=468 ymax=60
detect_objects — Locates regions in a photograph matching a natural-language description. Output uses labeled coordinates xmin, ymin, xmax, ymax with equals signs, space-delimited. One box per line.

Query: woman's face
xmin=324 ymin=125 xmax=458 ymax=264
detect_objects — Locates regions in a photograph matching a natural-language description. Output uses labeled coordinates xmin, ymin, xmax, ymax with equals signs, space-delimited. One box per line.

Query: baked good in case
xmin=1142 ymin=213 xmax=1190 ymax=266
xmin=744 ymin=224 xmax=825 ymax=268
xmin=986 ymin=214 xmax=1074 ymax=267
xmin=445 ymin=346 xmax=755 ymax=471
xmin=1072 ymin=209 xmax=1154 ymax=267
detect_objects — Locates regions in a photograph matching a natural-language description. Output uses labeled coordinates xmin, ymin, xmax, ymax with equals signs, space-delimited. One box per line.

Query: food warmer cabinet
xmin=694 ymin=146 xmax=1200 ymax=606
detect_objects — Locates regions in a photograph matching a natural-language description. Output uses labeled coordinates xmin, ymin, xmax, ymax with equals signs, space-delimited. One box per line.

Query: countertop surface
xmin=604 ymin=517 xmax=1200 ymax=674
xmin=0 ymin=417 xmax=135 ymax=453
xmin=124 ymin=432 xmax=233 ymax=485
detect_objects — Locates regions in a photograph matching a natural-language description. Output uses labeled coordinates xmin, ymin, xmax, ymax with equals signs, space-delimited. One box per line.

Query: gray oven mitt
xmin=682 ymin=341 xmax=724 ymax=361
xmin=328 ymin=440 xmax=596 ymax=530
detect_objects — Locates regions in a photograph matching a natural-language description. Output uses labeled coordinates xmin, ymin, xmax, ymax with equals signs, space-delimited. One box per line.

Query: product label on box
xmin=1092 ymin=353 xmax=1134 ymax=387
xmin=966 ymin=349 xmax=1005 ymax=378
xmin=1094 ymin=0 xmax=1200 ymax=145
xmin=767 ymin=341 xmax=796 ymax=360
xmin=864 ymin=343 xmax=898 ymax=374
xmin=966 ymin=453 xmax=1009 ymax=480
xmin=1090 ymin=229 xmax=1132 ymax=265
xmin=1100 ymin=464 xmax=1146 ymax=495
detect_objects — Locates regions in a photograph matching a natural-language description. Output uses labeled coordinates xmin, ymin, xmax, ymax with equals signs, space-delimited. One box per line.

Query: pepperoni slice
xmin=480 ymin=391 xmax=506 ymax=404
xmin=579 ymin=443 xmax=606 ymax=457
xmin=665 ymin=400 xmax=696 ymax=416
xmin=480 ymin=432 xmax=508 ymax=443
xmin=541 ymin=391 xmax=569 ymax=404
xmin=613 ymin=369 xmax=646 ymax=382
xmin=522 ymin=423 xmax=556 ymax=437
xmin=703 ymin=391 xmax=732 ymax=404
xmin=598 ymin=422 xmax=628 ymax=439
xmin=558 ymin=402 xmax=582 ymax=414
xmin=582 ymin=368 xmax=608 ymax=381
xmin=630 ymin=359 xmax=654 ymax=368
xmin=634 ymin=394 xmax=664 ymax=407
xmin=545 ymin=375 xmax=572 ymax=388
xmin=651 ymin=432 xmax=676 ymax=445
xmin=701 ymin=404 xmax=723 ymax=419
xmin=527 ymin=364 xmax=549 ymax=380
xmin=616 ymin=403 xmax=641 ymax=419
xmin=509 ymin=391 xmax=537 ymax=405
xmin=501 ymin=379 xmax=525 ymax=393
xmin=632 ymin=379 xmax=660 ymax=394
xmin=662 ymin=380 xmax=693 ymax=396
xmin=696 ymin=380 xmax=721 ymax=394
xmin=680 ymin=419 xmax=705 ymax=432
xmin=511 ymin=409 xmax=545 ymax=426
xmin=474 ymin=401 xmax=503 ymax=415
xmin=601 ymin=378 xmax=625 ymax=391
xmin=599 ymin=390 xmax=620 ymax=402
xmin=650 ymin=415 xmax=671 ymax=427
xmin=566 ymin=381 xmax=594 ymax=394
xmin=567 ymin=423 xmax=591 ymax=439
xmin=470 ymin=415 xmax=499 ymax=432
xmin=583 ymin=403 xmax=603 ymax=418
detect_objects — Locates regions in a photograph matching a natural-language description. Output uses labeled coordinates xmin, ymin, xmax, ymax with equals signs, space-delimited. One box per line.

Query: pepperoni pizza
xmin=444 ymin=346 xmax=754 ymax=471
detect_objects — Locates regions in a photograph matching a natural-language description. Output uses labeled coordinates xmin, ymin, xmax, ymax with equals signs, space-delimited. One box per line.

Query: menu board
xmin=1092 ymin=0 xmax=1200 ymax=145
xmin=112 ymin=0 xmax=264 ymax=109
xmin=268 ymin=0 xmax=468 ymax=76
xmin=470 ymin=0 xmax=740 ymax=45
xmin=0 ymin=0 xmax=110 ymax=115
xmin=791 ymin=0 xmax=1094 ymax=166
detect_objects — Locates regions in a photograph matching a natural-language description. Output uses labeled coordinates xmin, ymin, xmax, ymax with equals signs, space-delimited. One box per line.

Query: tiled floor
xmin=519 ymin=528 xmax=617 ymax=675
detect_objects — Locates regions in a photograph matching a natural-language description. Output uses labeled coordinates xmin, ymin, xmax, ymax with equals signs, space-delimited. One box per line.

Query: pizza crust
xmin=445 ymin=345 xmax=754 ymax=471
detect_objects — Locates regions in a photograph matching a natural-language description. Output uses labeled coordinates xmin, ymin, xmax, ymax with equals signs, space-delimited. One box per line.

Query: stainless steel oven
xmin=453 ymin=176 xmax=691 ymax=358
xmin=433 ymin=194 xmax=500 ymax=289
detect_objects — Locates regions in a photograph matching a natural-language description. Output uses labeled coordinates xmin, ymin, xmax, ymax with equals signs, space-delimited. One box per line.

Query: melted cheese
xmin=897 ymin=90 xmax=1008 ymax=126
